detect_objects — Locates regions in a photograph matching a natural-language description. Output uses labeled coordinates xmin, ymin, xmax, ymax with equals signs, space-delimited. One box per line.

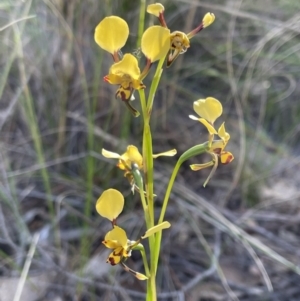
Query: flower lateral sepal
xmin=120 ymin=262 xmax=148 ymax=280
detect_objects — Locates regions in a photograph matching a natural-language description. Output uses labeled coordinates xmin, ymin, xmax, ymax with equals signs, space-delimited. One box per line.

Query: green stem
xmin=153 ymin=142 xmax=210 ymax=272
xmin=140 ymin=247 xmax=150 ymax=277
xmin=147 ymin=56 xmax=166 ymax=114
xmin=139 ymin=86 xmax=157 ymax=301
xmin=137 ymin=0 xmax=146 ymax=47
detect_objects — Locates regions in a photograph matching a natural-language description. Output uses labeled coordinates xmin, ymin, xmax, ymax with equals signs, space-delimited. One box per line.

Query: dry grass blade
xmin=173 ymin=181 xmax=300 ymax=276
xmin=13 ymin=233 xmax=40 ymax=301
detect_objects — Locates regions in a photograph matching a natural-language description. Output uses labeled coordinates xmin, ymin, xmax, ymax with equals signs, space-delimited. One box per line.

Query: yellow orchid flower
xmin=102 ymin=145 xmax=176 ymax=192
xmin=102 ymin=145 xmax=176 ymax=174
xmin=104 ymin=53 xmax=145 ymax=116
xmin=103 ymin=226 xmax=131 ymax=266
xmin=147 ymin=3 xmax=215 ymax=66
xmin=95 ymin=16 xmax=170 ymax=116
xmin=102 ymin=145 xmax=143 ymax=173
xmin=189 ymin=97 xmax=223 ymax=136
xmin=189 ymin=97 xmax=233 ymax=186
xmin=95 ymin=189 xmax=124 ymax=224
xmin=103 ymin=222 xmax=170 ymax=278
xmin=190 ymin=122 xmax=234 ymax=187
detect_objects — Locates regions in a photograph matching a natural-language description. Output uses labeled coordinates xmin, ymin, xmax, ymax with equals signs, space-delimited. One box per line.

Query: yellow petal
xmin=193 ymin=97 xmax=223 ymax=124
xmin=190 ymin=161 xmax=214 ymax=171
xmin=198 ymin=118 xmax=218 ymax=135
xmin=119 ymin=145 xmax=143 ymax=170
xmin=104 ymin=74 xmax=122 ymax=85
xmin=105 ymin=226 xmax=128 ymax=248
xmin=94 ymin=16 xmax=129 ymax=54
xmin=142 ymin=221 xmax=171 ymax=239
xmin=203 ymin=13 xmax=215 ymax=28
xmin=220 ymin=151 xmax=234 ymax=164
xmin=106 ymin=247 xmax=123 ymax=265
xmin=135 ymin=272 xmax=148 ymax=280
xmin=152 ymin=149 xmax=177 ymax=158
xmin=141 ymin=26 xmax=170 ymax=62
xmin=102 ymin=148 xmax=121 ymax=159
xmin=102 ymin=239 xmax=120 ymax=249
xmin=217 ymin=122 xmax=230 ymax=143
xmin=110 ymin=53 xmax=141 ymax=80
xmin=147 ymin=3 xmax=165 ymax=17
xmin=96 ymin=189 xmax=124 ymax=221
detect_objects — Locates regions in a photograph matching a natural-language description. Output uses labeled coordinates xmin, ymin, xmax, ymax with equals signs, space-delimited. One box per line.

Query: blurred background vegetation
xmin=1 ymin=0 xmax=300 ymax=300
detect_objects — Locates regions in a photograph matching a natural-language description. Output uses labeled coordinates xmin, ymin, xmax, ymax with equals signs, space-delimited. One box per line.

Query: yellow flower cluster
xmin=147 ymin=3 xmax=215 ymax=66
xmin=94 ymin=15 xmax=170 ymax=116
xmin=95 ymin=188 xmax=170 ymax=279
xmin=94 ymin=3 xmax=215 ymax=114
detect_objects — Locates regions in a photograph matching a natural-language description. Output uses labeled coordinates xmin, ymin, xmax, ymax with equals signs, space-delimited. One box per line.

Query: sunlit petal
xmin=102 ymin=239 xmax=120 ymax=249
xmin=193 ymin=97 xmax=223 ymax=124
xmin=147 ymin=3 xmax=165 ymax=17
xmin=110 ymin=54 xmax=141 ymax=80
xmin=190 ymin=161 xmax=214 ymax=171
xmin=126 ymin=145 xmax=143 ymax=169
xmin=102 ymin=148 xmax=121 ymax=159
xmin=220 ymin=151 xmax=234 ymax=164
xmin=94 ymin=16 xmax=129 ymax=54
xmin=104 ymin=73 xmax=122 ymax=85
xmin=203 ymin=12 xmax=215 ymax=28
xmin=135 ymin=272 xmax=148 ymax=280
xmin=152 ymin=149 xmax=177 ymax=158
xmin=96 ymin=189 xmax=124 ymax=221
xmin=105 ymin=226 xmax=128 ymax=248
xmin=217 ymin=122 xmax=230 ymax=143
xmin=141 ymin=26 xmax=170 ymax=62
xmin=142 ymin=221 xmax=171 ymax=239
xmin=198 ymin=118 xmax=218 ymax=135
xmin=106 ymin=247 xmax=123 ymax=265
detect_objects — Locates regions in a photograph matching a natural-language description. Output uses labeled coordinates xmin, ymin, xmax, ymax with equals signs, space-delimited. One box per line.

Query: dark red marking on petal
xmin=223 ymin=154 xmax=234 ymax=165
xmin=213 ymin=148 xmax=222 ymax=155
xmin=107 ymin=257 xmax=116 ymax=265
